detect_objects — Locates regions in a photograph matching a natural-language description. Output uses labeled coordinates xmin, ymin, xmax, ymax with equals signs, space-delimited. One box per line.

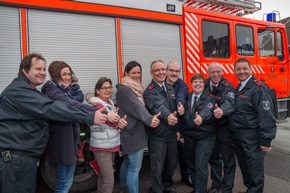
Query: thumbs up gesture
xmin=167 ymin=111 xmax=178 ymax=126
xmin=177 ymin=102 xmax=184 ymax=116
xmin=213 ymin=103 xmax=223 ymax=119
xmin=94 ymin=107 xmax=108 ymax=125
xmin=107 ymin=108 xmax=120 ymax=122
xmin=151 ymin=112 xmax=161 ymax=128
xmin=118 ymin=115 xmax=128 ymax=129
xmin=194 ymin=111 xmax=203 ymax=125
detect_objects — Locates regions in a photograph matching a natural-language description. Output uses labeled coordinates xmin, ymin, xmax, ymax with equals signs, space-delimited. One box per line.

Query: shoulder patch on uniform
xmin=253 ymin=80 xmax=262 ymax=87
xmin=207 ymin=103 xmax=213 ymax=109
xmin=228 ymin=92 xmax=235 ymax=99
xmin=222 ymin=80 xmax=230 ymax=87
xmin=147 ymin=84 xmax=154 ymax=90
xmin=262 ymin=100 xmax=271 ymax=110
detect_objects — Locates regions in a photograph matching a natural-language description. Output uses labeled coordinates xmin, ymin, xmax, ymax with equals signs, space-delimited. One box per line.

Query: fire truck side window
xmin=236 ymin=25 xmax=254 ymax=56
xmin=202 ymin=20 xmax=230 ymax=58
xmin=276 ymin=32 xmax=284 ymax=61
xmin=258 ymin=29 xmax=275 ymax=57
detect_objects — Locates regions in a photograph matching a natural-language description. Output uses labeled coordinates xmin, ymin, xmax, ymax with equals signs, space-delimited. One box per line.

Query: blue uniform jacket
xmin=182 ymin=89 xmax=216 ymax=139
xmin=229 ymin=76 xmax=277 ymax=147
xmin=143 ymin=80 xmax=177 ymax=141
xmin=205 ymin=77 xmax=235 ymax=128
xmin=171 ymin=78 xmax=189 ymax=106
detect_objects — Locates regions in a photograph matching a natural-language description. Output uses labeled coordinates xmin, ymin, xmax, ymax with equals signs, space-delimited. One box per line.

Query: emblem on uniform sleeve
xmin=228 ymin=92 xmax=234 ymax=99
xmin=262 ymin=100 xmax=270 ymax=110
xmin=147 ymin=84 xmax=154 ymax=90
xmin=207 ymin=103 xmax=213 ymax=109
xmin=222 ymin=80 xmax=229 ymax=87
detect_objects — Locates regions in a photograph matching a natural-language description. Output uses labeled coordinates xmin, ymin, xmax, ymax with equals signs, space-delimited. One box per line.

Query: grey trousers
xmin=93 ymin=151 xmax=116 ymax=193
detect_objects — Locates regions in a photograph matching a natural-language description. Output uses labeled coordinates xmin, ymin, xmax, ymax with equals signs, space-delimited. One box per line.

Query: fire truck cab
xmin=182 ymin=0 xmax=290 ymax=120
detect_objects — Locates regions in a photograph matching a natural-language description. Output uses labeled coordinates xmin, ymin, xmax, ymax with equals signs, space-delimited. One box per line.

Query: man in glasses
xmin=166 ymin=61 xmax=191 ymax=187
xmin=144 ymin=60 xmax=184 ymax=193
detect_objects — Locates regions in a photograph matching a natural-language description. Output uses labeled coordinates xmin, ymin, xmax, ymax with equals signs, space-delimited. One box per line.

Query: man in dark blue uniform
xmin=205 ymin=62 xmax=236 ymax=193
xmin=229 ymin=58 xmax=276 ymax=193
xmin=144 ymin=60 xmax=184 ymax=193
xmin=166 ymin=61 xmax=191 ymax=187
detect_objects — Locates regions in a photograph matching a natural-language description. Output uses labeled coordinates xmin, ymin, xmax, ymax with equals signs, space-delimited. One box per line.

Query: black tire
xmin=40 ymin=124 xmax=98 ymax=193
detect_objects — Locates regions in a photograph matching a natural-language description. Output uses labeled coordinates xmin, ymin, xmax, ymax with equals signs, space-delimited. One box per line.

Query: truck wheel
xmin=40 ymin=149 xmax=98 ymax=193
xmin=41 ymin=124 xmax=98 ymax=193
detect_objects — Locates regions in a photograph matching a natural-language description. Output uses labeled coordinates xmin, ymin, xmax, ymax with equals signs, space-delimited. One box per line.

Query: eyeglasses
xmin=167 ymin=69 xmax=181 ymax=73
xmin=100 ymin=86 xmax=113 ymax=90
xmin=152 ymin=68 xmax=166 ymax=73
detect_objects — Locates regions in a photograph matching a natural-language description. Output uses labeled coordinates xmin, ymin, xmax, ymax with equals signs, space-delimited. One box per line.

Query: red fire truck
xmin=0 ymin=0 xmax=289 ymax=192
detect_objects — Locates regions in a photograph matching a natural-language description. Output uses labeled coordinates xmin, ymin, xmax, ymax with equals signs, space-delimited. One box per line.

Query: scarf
xmin=52 ymin=81 xmax=74 ymax=99
xmin=122 ymin=76 xmax=144 ymax=104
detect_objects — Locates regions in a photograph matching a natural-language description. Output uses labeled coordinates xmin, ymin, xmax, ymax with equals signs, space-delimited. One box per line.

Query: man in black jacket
xmin=0 ymin=53 xmax=124 ymax=193
xmin=166 ymin=61 xmax=191 ymax=187
xmin=229 ymin=58 xmax=276 ymax=193
xmin=205 ymin=62 xmax=236 ymax=193
xmin=144 ymin=60 xmax=184 ymax=193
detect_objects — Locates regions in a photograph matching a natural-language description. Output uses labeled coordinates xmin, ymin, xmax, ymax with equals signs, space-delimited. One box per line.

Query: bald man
xmin=205 ymin=62 xmax=236 ymax=193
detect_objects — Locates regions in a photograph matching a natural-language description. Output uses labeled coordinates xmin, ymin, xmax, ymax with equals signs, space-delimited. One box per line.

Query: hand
xmin=177 ymin=102 xmax=184 ymax=116
xmin=194 ymin=112 xmax=203 ymax=125
xmin=151 ymin=112 xmax=161 ymax=128
xmin=176 ymin=132 xmax=181 ymax=141
xmin=118 ymin=115 xmax=128 ymax=128
xmin=213 ymin=104 xmax=224 ymax=119
xmin=179 ymin=137 xmax=185 ymax=143
xmin=167 ymin=111 xmax=178 ymax=126
xmin=107 ymin=108 xmax=120 ymax=122
xmin=260 ymin=145 xmax=272 ymax=152
xmin=94 ymin=107 xmax=108 ymax=125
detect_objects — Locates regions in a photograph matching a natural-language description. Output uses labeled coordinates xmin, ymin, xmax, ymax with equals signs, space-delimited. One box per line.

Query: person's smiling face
xmin=234 ymin=61 xmax=252 ymax=82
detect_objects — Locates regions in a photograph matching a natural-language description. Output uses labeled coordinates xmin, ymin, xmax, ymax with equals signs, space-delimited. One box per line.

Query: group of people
xmin=0 ymin=53 xmax=277 ymax=193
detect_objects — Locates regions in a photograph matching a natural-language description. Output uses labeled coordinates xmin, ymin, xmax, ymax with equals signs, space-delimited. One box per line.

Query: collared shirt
xmin=153 ymin=80 xmax=166 ymax=91
xmin=210 ymin=81 xmax=219 ymax=91
xmin=191 ymin=93 xmax=201 ymax=108
xmin=239 ymin=75 xmax=252 ymax=91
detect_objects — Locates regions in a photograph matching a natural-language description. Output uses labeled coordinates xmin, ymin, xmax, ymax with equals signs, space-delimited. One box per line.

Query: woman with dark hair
xmin=116 ymin=61 xmax=160 ymax=193
xmin=86 ymin=77 xmax=121 ymax=193
xmin=182 ymin=73 xmax=216 ymax=193
xmin=41 ymin=61 xmax=99 ymax=193
xmin=42 ymin=61 xmax=122 ymax=193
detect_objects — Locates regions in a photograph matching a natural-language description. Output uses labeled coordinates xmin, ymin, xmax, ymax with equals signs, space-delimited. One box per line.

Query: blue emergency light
xmin=267 ymin=13 xmax=276 ymax=22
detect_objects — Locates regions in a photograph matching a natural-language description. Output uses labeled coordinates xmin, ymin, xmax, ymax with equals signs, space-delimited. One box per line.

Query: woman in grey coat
xmin=116 ymin=61 xmax=160 ymax=193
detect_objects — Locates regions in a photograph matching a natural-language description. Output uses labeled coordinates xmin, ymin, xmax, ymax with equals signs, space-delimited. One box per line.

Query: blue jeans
xmin=55 ymin=163 xmax=76 ymax=193
xmin=119 ymin=149 xmax=144 ymax=193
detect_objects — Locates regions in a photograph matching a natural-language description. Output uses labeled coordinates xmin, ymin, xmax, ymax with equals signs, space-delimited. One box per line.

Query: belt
xmin=0 ymin=150 xmax=22 ymax=158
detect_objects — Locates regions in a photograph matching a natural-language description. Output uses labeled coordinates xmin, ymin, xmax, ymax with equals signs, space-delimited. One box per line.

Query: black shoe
xmin=181 ymin=176 xmax=193 ymax=187
xmin=207 ymin=187 xmax=221 ymax=193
